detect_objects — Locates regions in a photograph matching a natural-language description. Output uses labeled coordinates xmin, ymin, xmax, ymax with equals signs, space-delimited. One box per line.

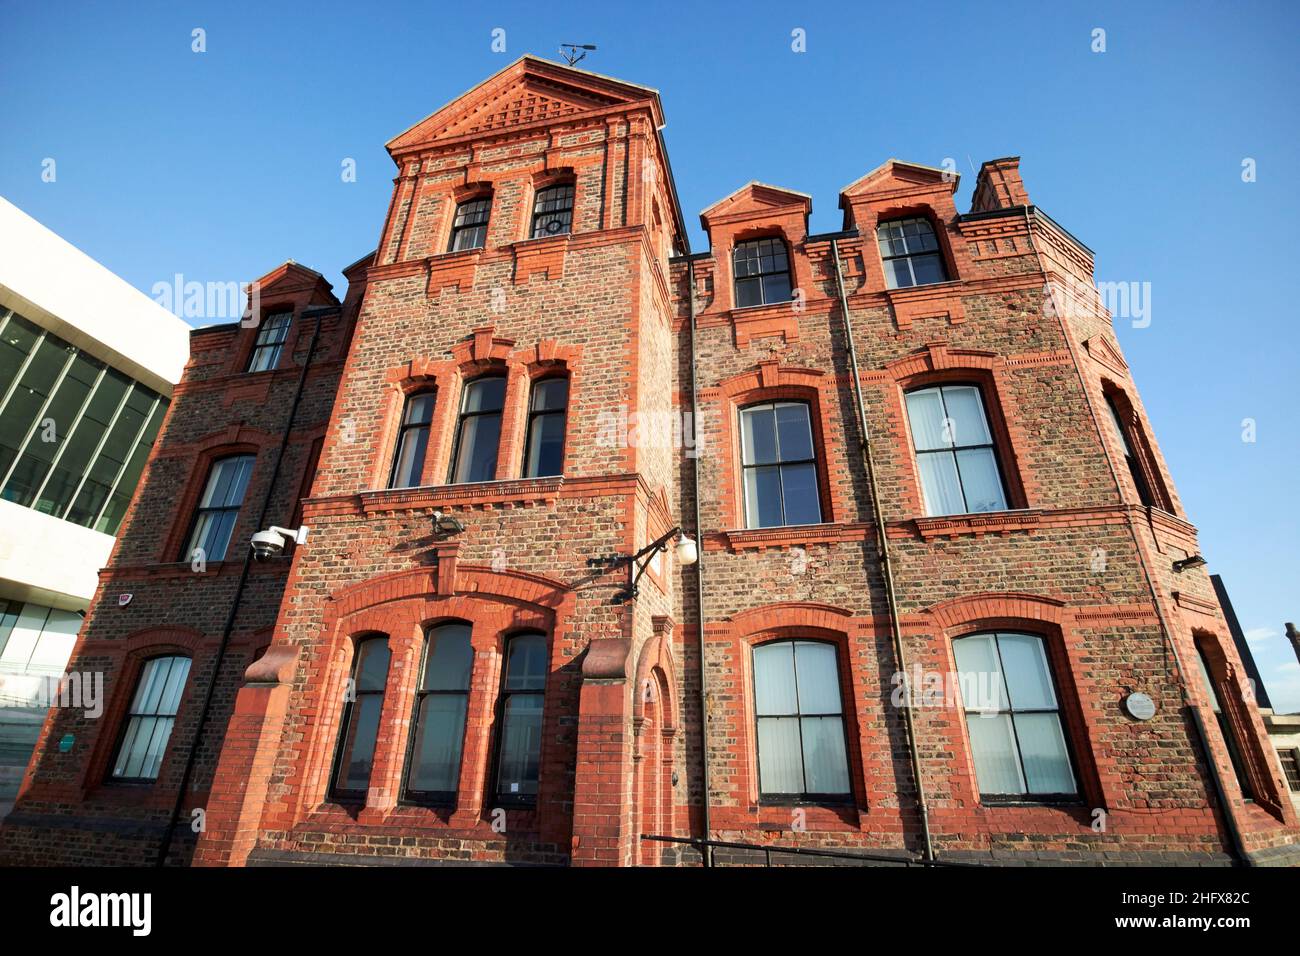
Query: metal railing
xmin=640 ymin=834 xmax=980 ymax=868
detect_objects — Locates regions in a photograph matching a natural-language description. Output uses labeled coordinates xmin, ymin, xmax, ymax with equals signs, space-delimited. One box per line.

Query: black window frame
xmin=448 ymin=375 xmax=506 ymax=485
xmin=448 ymin=196 xmax=492 ymax=252
xmin=107 ymin=653 xmax=192 ymax=784
xmin=388 ymin=389 xmax=436 ymax=489
xmin=522 ymin=376 xmax=569 ymax=478
xmin=1278 ymin=748 xmax=1300 ymax=793
xmin=246 ymin=310 xmax=292 ymax=373
xmin=904 ymin=382 xmax=1011 ymax=517
xmin=530 ymin=183 xmax=574 ymax=239
xmin=329 ymin=635 xmax=392 ymax=803
xmin=751 ymin=638 xmax=853 ymax=805
xmin=1104 ymin=392 xmax=1155 ymax=507
xmin=738 ymin=399 xmax=823 ymax=529
xmin=400 ymin=622 xmax=474 ymax=807
xmin=491 ymin=631 xmax=548 ymax=808
xmin=181 ymin=453 xmax=256 ymax=562
xmin=953 ymin=631 xmax=1081 ymax=805
xmin=732 ymin=237 xmax=793 ymax=308
xmin=876 ymin=216 xmax=949 ymax=289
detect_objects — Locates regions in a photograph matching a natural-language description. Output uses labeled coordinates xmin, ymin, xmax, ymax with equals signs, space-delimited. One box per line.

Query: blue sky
xmin=2 ymin=1 xmax=1297 ymax=708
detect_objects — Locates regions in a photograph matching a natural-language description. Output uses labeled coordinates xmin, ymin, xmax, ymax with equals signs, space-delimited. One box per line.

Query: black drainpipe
xmin=684 ymin=255 xmax=712 ymax=866
xmin=828 ymin=237 xmax=935 ymax=863
xmin=154 ymin=303 xmax=328 ymax=866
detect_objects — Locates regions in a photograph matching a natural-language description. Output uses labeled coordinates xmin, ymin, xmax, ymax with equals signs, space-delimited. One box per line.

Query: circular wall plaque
xmin=1124 ymin=692 xmax=1157 ymax=721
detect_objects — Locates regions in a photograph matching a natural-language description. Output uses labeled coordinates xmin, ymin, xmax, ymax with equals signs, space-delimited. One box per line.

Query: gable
xmin=700 ymin=182 xmax=811 ymax=227
xmin=840 ymin=159 xmax=958 ymax=200
xmin=387 ymin=56 xmax=660 ymax=155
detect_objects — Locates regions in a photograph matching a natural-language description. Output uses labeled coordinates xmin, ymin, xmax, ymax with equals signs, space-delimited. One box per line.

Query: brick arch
xmin=925 ymin=592 xmax=1066 ymax=632
xmin=726 ymin=601 xmax=855 ymax=638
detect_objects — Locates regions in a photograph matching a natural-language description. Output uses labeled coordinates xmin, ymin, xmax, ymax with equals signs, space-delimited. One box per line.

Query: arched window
xmin=732 ymin=237 xmax=792 ymax=308
xmin=904 ymin=384 xmax=1008 ymax=516
xmin=110 ymin=654 xmax=191 ymax=781
xmin=531 ymin=183 xmax=574 ymax=238
xmin=877 ymin=216 xmax=947 ymax=289
xmin=494 ymin=632 xmax=547 ymax=805
xmin=1194 ymin=638 xmax=1256 ymax=801
xmin=1103 ymin=389 xmax=1165 ymax=509
xmin=330 ymin=636 xmax=391 ymax=799
xmin=522 ymin=377 xmax=568 ymax=478
xmin=247 ymin=311 xmax=292 ymax=372
xmin=449 ymin=196 xmax=491 ymax=252
xmin=449 ymin=376 xmax=506 ymax=484
xmin=751 ymin=640 xmax=851 ymax=800
xmin=182 ymin=454 xmax=255 ymax=561
xmin=403 ymin=623 xmax=473 ymax=804
xmin=952 ymin=631 xmax=1077 ymax=800
xmin=739 ymin=400 xmax=822 ymax=528
xmin=389 ymin=390 xmax=435 ymax=489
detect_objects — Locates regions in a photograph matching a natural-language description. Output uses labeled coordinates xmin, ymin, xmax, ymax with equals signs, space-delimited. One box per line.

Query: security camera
xmin=250 ymin=525 xmax=309 ymax=562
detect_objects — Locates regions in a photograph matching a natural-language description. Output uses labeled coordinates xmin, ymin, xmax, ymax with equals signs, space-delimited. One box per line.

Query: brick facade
xmin=3 ymin=56 xmax=1297 ymax=867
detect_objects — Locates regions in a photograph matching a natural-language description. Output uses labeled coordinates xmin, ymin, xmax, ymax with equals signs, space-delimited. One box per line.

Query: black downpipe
xmin=684 ymin=258 xmax=712 ymax=866
xmin=154 ymin=305 xmax=327 ymax=866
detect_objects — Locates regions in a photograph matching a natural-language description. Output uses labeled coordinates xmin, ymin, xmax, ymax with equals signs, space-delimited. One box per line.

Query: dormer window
xmin=247 ymin=311 xmax=291 ymax=372
xmin=732 ymin=238 xmax=792 ymax=308
xmin=449 ymin=197 xmax=491 ymax=252
xmin=531 ymin=184 xmax=574 ymax=238
xmin=877 ymin=217 xmax=947 ymax=289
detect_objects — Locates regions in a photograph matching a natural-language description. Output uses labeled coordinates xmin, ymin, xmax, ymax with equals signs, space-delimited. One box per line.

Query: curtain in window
xmin=753 ymin=641 xmax=851 ymax=797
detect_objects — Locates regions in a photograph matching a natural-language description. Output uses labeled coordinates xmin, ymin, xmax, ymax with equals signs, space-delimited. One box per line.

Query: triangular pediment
xmin=840 ymin=159 xmax=958 ymax=199
xmin=700 ymin=182 xmax=811 ymax=223
xmin=387 ymin=57 xmax=660 ymax=154
xmin=1083 ymin=334 xmax=1130 ymax=376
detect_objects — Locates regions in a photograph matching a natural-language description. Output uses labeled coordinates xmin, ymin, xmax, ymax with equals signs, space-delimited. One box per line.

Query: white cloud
xmin=1244 ymin=627 xmax=1278 ymax=646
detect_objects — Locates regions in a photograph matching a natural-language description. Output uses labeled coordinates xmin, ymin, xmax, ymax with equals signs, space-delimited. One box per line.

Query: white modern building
xmin=0 ymin=196 xmax=189 ymax=817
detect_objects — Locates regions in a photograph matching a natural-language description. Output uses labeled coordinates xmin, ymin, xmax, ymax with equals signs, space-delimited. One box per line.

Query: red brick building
xmin=3 ymin=56 xmax=1297 ymax=867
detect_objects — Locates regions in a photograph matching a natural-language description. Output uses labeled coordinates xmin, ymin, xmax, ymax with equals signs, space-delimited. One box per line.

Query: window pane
xmin=940 ymin=386 xmax=992 ymax=447
xmin=525 ymin=411 xmax=565 ymax=477
xmin=1013 ymin=713 xmax=1076 ymax=794
xmin=753 ymin=642 xmax=797 ymax=714
xmin=953 ymin=635 xmax=1006 ymax=712
xmin=735 ymin=276 xmax=762 ymax=308
xmin=996 ymin=633 xmax=1056 ymax=710
xmin=915 ymin=452 xmax=965 ymax=516
xmin=757 ymin=717 xmax=804 ymax=793
xmin=422 ymin=624 xmax=473 ymax=691
xmin=910 ymin=253 xmax=946 ymax=285
xmin=355 ymin=639 xmax=391 ymax=693
xmin=793 ymin=642 xmax=842 ymax=713
xmin=405 ymin=393 xmax=435 ymax=425
xmin=740 ymin=405 xmax=778 ymax=465
xmin=453 ymin=412 xmax=501 ymax=483
xmin=773 ymin=403 xmax=813 ymax=461
xmin=761 ymin=273 xmax=791 ymax=303
xmin=779 ymin=462 xmax=821 ymax=525
xmin=504 ymin=634 xmax=547 ymax=692
xmin=407 ymin=694 xmax=468 ymax=793
xmin=743 ymin=465 xmax=783 ymax=528
xmin=156 ymin=657 xmax=191 ymax=715
xmin=883 ymin=257 xmax=913 ymax=289
xmin=497 ymin=693 xmax=543 ymax=797
xmin=967 ymin=712 xmax=1025 ymax=794
xmin=905 ymin=389 xmax=950 ymax=450
xmin=462 ymin=377 xmax=505 ymax=413
xmin=335 ymin=693 xmax=383 ymax=792
xmin=391 ymin=423 xmax=429 ymax=488
xmin=531 ymin=378 xmax=567 ymax=412
xmin=954 ymin=448 xmax=1007 ymax=512
xmin=800 ymin=717 xmax=851 ymax=794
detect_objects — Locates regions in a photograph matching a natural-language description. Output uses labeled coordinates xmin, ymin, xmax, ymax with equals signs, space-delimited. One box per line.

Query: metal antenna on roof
xmin=560 ymin=44 xmax=596 ymax=66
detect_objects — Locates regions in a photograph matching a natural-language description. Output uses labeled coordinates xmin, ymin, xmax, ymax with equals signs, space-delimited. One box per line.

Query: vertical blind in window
xmin=952 ymin=632 xmax=1076 ymax=798
xmin=332 ymin=637 xmax=391 ymax=796
xmin=404 ymin=623 xmax=473 ymax=801
xmin=905 ymin=384 xmax=1008 ymax=516
xmin=111 ymin=655 xmax=191 ymax=781
xmin=739 ymin=401 xmax=822 ymax=528
xmin=495 ymin=633 xmax=547 ymax=803
xmin=752 ymin=641 xmax=851 ymax=798
xmin=182 ymin=454 xmax=255 ymax=561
